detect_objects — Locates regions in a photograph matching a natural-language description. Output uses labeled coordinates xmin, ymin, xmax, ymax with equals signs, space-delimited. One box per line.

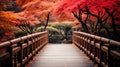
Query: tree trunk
xmin=72 ymin=12 xmax=89 ymax=33
xmin=44 ymin=12 xmax=50 ymax=31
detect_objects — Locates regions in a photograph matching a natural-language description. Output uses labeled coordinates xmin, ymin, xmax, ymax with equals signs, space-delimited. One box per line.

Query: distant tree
xmin=37 ymin=26 xmax=59 ymax=36
xmin=37 ymin=26 xmax=60 ymax=43
xmin=51 ymin=22 xmax=72 ymax=40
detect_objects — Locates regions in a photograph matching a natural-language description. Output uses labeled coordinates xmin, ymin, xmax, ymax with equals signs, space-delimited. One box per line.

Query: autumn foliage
xmin=0 ymin=1 xmax=19 ymax=42
xmin=0 ymin=0 xmax=120 ymax=42
xmin=0 ymin=0 xmax=61 ymax=42
xmin=54 ymin=0 xmax=120 ymax=41
xmin=16 ymin=0 xmax=34 ymax=7
xmin=54 ymin=0 xmax=120 ymax=24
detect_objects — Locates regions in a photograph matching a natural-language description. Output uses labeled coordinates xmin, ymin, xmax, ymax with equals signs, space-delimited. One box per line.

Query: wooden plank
xmin=27 ymin=44 xmax=94 ymax=67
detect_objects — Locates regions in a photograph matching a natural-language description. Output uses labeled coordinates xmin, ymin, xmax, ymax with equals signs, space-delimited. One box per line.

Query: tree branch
xmin=85 ymin=6 xmax=98 ymax=17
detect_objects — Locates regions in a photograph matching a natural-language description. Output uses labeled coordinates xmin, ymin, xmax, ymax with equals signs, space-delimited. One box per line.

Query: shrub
xmin=14 ymin=30 xmax=27 ymax=38
xmin=37 ymin=26 xmax=61 ymax=43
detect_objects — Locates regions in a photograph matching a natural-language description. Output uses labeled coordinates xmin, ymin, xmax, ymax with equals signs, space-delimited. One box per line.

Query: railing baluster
xmin=18 ymin=41 xmax=23 ymax=67
xmin=108 ymin=43 xmax=114 ymax=67
xmin=73 ymin=31 xmax=120 ymax=67
xmin=0 ymin=31 xmax=48 ymax=67
xmin=6 ymin=45 xmax=13 ymax=67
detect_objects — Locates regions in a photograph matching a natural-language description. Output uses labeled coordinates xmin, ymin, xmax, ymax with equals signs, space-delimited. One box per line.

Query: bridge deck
xmin=27 ymin=44 xmax=94 ymax=67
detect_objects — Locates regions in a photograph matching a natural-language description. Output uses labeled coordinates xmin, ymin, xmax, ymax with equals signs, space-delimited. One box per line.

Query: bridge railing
xmin=73 ymin=31 xmax=120 ymax=67
xmin=0 ymin=31 xmax=48 ymax=67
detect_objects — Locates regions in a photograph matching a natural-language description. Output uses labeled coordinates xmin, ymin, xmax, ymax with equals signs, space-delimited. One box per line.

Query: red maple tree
xmin=0 ymin=0 xmax=20 ymax=43
xmin=16 ymin=0 xmax=61 ymax=31
xmin=54 ymin=0 xmax=120 ymax=40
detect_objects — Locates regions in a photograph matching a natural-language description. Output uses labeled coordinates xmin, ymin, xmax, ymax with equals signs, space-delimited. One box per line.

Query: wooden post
xmin=6 ymin=45 xmax=13 ymax=67
xmin=108 ymin=42 xmax=113 ymax=67
xmin=18 ymin=41 xmax=24 ymax=67
xmin=93 ymin=39 xmax=96 ymax=64
xmin=99 ymin=41 xmax=104 ymax=67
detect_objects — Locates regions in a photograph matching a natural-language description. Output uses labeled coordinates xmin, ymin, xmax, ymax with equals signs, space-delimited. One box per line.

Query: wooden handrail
xmin=72 ymin=31 xmax=120 ymax=67
xmin=0 ymin=31 xmax=48 ymax=67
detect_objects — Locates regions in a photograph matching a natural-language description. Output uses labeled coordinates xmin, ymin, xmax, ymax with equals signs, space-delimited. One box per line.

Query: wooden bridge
xmin=0 ymin=31 xmax=120 ymax=67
